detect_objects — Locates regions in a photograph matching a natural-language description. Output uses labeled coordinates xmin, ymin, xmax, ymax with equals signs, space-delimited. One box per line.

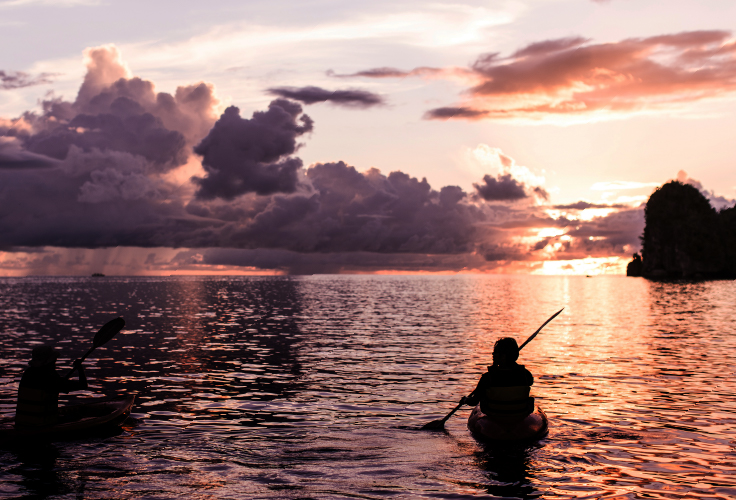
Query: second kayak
xmin=0 ymin=395 xmax=135 ymax=444
xmin=467 ymin=404 xmax=548 ymax=442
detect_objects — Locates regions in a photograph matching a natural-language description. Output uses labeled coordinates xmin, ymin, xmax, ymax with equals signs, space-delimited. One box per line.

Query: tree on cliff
xmin=626 ymin=253 xmax=642 ymax=276
xmin=718 ymin=204 xmax=736 ymax=276
xmin=639 ymin=181 xmax=734 ymax=279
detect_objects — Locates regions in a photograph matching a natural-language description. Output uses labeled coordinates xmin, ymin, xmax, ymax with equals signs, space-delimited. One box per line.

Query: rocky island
xmin=628 ymin=181 xmax=736 ymax=279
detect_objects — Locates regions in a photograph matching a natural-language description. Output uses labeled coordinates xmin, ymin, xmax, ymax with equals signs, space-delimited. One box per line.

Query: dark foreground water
xmin=0 ymin=275 xmax=734 ymax=499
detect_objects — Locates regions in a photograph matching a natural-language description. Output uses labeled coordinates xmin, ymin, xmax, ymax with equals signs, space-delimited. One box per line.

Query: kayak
xmin=0 ymin=395 xmax=135 ymax=444
xmin=467 ymin=404 xmax=548 ymax=442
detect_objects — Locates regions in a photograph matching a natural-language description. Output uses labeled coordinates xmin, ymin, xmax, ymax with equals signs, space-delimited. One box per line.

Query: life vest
xmin=15 ymin=375 xmax=60 ymax=428
xmin=481 ymin=385 xmax=534 ymax=420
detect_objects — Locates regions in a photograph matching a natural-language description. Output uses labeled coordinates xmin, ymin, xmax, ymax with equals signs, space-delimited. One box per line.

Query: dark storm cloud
xmin=22 ymin=109 xmax=188 ymax=170
xmin=216 ymin=161 xmax=487 ymax=254
xmin=555 ymin=208 xmax=645 ymax=258
xmin=474 ymin=173 xmax=548 ymax=201
xmin=0 ymin=70 xmax=56 ymax=90
xmin=554 ymin=201 xmax=625 ymax=210
xmin=266 ymin=86 xmax=384 ymax=108
xmin=192 ymin=248 xmax=493 ymax=274
xmin=192 ymin=100 xmax=313 ymax=200
xmin=0 ymin=46 xmax=222 ymax=249
xmin=0 ymin=138 xmax=59 ymax=169
xmin=495 ymin=215 xmax=572 ymax=230
xmin=566 ymin=208 xmax=645 ymax=247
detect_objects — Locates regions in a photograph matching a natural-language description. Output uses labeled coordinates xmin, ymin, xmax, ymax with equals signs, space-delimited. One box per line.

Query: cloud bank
xmin=1 ymin=45 xmax=653 ymax=274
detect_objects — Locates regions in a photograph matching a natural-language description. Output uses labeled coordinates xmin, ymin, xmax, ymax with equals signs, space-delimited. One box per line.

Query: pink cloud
xmin=351 ymin=30 xmax=736 ymax=120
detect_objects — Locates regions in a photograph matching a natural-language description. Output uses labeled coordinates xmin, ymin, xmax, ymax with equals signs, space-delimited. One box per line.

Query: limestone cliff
xmin=632 ymin=181 xmax=736 ymax=279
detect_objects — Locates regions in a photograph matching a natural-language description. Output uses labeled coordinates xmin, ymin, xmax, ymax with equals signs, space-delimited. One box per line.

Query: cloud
xmin=0 ymin=137 xmax=59 ymax=168
xmin=676 ymin=170 xmax=736 ymax=210
xmin=328 ymin=67 xmax=448 ymax=79
xmin=0 ymin=45 xmax=221 ymax=249
xmin=0 ymin=70 xmax=56 ymax=89
xmin=266 ymin=86 xmax=384 ymax=108
xmin=191 ymin=248 xmax=494 ymax=275
xmin=184 ymin=161 xmax=496 ymax=256
xmin=467 ymin=144 xmax=548 ymax=202
xmin=554 ymin=201 xmax=625 ymax=210
xmin=474 ymin=173 xmax=537 ymax=201
xmin=5 ymin=46 xmax=219 ymax=177
xmin=0 ymin=45 xmax=647 ymax=274
xmin=192 ymin=100 xmax=313 ymax=200
xmin=424 ymin=107 xmax=489 ymax=120
xmin=348 ymin=30 xmax=736 ymax=121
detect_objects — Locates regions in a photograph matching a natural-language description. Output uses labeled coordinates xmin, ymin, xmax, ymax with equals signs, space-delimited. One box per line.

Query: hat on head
xmin=29 ymin=345 xmax=58 ymax=367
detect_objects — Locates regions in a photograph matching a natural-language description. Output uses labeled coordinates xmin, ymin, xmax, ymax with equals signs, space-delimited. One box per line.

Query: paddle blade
xmin=93 ymin=317 xmax=125 ymax=348
xmin=420 ymin=419 xmax=447 ymax=431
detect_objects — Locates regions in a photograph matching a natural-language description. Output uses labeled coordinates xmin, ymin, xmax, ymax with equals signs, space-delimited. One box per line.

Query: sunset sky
xmin=1 ymin=0 xmax=735 ymax=276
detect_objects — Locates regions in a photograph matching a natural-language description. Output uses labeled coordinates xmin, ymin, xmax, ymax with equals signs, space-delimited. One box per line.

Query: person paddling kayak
xmin=462 ymin=337 xmax=534 ymax=421
xmin=15 ymin=346 xmax=88 ymax=428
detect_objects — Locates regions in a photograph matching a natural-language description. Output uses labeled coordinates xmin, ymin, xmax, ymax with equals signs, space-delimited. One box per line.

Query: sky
xmin=1 ymin=0 xmax=734 ymax=276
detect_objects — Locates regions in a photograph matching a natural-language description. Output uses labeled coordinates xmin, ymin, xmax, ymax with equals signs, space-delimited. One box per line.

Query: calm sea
xmin=0 ymin=275 xmax=734 ymax=499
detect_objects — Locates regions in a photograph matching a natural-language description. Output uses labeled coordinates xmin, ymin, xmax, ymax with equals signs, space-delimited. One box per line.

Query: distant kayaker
xmin=463 ymin=337 xmax=534 ymax=420
xmin=15 ymin=346 xmax=88 ymax=428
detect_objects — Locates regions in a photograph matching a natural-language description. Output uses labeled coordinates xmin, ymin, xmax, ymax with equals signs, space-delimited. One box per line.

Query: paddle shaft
xmin=440 ymin=400 xmax=464 ymax=425
xmin=518 ymin=307 xmax=565 ymax=351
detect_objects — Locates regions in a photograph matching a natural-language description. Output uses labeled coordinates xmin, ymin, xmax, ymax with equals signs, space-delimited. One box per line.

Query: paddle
xmin=420 ymin=307 xmax=564 ymax=431
xmin=64 ymin=317 xmax=125 ymax=380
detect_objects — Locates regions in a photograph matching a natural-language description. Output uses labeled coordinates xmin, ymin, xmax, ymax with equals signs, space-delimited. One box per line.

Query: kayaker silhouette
xmin=462 ymin=337 xmax=534 ymax=420
xmin=422 ymin=308 xmax=562 ymax=434
xmin=15 ymin=346 xmax=88 ymax=428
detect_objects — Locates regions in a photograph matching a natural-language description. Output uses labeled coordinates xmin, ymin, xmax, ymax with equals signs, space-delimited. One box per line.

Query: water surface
xmin=1 ymin=275 xmax=735 ymax=499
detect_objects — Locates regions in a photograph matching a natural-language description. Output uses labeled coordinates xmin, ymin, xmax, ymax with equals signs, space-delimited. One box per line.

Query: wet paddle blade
xmin=420 ymin=400 xmax=464 ymax=430
xmin=93 ymin=317 xmax=125 ymax=348
xmin=420 ymin=419 xmax=447 ymax=431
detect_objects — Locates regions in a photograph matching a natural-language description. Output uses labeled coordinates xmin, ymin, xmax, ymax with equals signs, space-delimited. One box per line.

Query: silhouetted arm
xmin=464 ymin=373 xmax=487 ymax=406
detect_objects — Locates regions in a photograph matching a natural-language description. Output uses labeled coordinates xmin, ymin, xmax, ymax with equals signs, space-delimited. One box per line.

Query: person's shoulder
xmin=21 ymin=365 xmax=60 ymax=381
xmin=19 ymin=366 xmax=45 ymax=386
xmin=514 ymin=363 xmax=534 ymax=381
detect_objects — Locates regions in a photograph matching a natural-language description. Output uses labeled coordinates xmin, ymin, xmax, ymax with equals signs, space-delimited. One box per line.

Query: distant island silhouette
xmin=628 ymin=181 xmax=736 ymax=279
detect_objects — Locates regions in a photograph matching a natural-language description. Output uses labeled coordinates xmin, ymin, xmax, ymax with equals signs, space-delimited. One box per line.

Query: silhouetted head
xmin=29 ymin=345 xmax=58 ymax=368
xmin=492 ymin=337 xmax=519 ymax=366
